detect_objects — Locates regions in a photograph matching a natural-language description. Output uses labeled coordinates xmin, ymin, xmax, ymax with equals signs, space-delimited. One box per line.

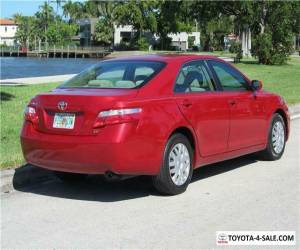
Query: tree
xmin=251 ymin=1 xmax=300 ymax=64
xmin=156 ymin=0 xmax=190 ymax=50
xmin=202 ymin=1 xmax=299 ymax=64
xmin=221 ymin=1 xmax=254 ymax=56
xmin=291 ymin=1 xmax=300 ymax=50
xmin=190 ymin=1 xmax=223 ymax=51
xmin=205 ymin=15 xmax=234 ymax=51
xmin=35 ymin=2 xmax=55 ymax=43
xmin=13 ymin=14 xmax=37 ymax=47
xmin=88 ymin=1 xmax=119 ymax=45
xmin=291 ymin=1 xmax=300 ymax=36
xmin=13 ymin=2 xmax=79 ymax=48
xmin=114 ymin=0 xmax=158 ymax=39
xmin=62 ymin=0 xmax=87 ymax=22
xmin=93 ymin=18 xmax=114 ymax=45
xmin=54 ymin=0 xmax=64 ymax=15
xmin=86 ymin=0 xmax=118 ymax=21
xmin=46 ymin=19 xmax=78 ymax=45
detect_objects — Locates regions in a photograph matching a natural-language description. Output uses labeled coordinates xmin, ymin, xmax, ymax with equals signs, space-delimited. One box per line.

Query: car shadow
xmin=191 ymin=154 xmax=258 ymax=183
xmin=13 ymin=155 xmax=257 ymax=202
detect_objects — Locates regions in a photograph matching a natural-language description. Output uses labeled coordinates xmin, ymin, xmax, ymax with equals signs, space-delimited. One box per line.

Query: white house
xmin=167 ymin=32 xmax=200 ymax=51
xmin=0 ymin=19 xmax=18 ymax=46
xmin=114 ymin=25 xmax=135 ymax=44
xmin=114 ymin=25 xmax=200 ymax=50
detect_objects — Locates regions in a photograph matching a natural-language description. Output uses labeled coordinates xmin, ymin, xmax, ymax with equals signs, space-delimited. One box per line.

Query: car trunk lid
xmin=34 ymin=88 xmax=138 ymax=135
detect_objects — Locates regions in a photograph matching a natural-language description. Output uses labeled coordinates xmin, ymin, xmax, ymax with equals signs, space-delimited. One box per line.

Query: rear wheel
xmin=260 ymin=113 xmax=286 ymax=160
xmin=54 ymin=171 xmax=87 ymax=183
xmin=152 ymin=133 xmax=193 ymax=195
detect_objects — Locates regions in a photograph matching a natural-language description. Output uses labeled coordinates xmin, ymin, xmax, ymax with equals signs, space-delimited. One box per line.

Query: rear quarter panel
xmin=113 ymin=97 xmax=200 ymax=174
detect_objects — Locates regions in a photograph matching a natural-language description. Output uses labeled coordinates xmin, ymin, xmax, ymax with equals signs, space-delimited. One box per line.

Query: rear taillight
xmin=93 ymin=108 xmax=142 ymax=128
xmin=24 ymin=106 xmax=39 ymax=124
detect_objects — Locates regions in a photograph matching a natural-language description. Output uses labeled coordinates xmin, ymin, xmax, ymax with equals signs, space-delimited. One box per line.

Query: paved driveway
xmin=1 ymin=119 xmax=299 ymax=249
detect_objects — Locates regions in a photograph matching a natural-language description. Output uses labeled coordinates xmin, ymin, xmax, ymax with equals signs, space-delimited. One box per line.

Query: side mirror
xmin=251 ymin=80 xmax=262 ymax=91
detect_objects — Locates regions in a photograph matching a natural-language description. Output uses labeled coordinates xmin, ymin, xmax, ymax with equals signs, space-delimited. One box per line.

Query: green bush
xmin=252 ymin=32 xmax=292 ymax=65
xmin=93 ymin=19 xmax=113 ymax=46
xmin=137 ymin=37 xmax=150 ymax=51
xmin=229 ymin=40 xmax=243 ymax=61
xmin=154 ymin=36 xmax=172 ymax=50
xmin=192 ymin=45 xmax=200 ymax=51
xmin=211 ymin=36 xmax=225 ymax=51
xmin=252 ymin=33 xmax=273 ymax=64
xmin=188 ymin=36 xmax=195 ymax=50
xmin=114 ymin=40 xmax=135 ymax=51
xmin=114 ymin=37 xmax=150 ymax=51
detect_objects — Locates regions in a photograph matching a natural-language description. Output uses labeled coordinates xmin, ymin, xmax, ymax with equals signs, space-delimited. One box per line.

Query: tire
xmin=259 ymin=113 xmax=286 ymax=161
xmin=152 ymin=133 xmax=193 ymax=195
xmin=54 ymin=171 xmax=87 ymax=183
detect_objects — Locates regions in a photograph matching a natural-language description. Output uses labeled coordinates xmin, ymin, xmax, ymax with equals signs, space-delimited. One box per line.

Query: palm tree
xmin=63 ymin=0 xmax=86 ymax=22
xmin=12 ymin=13 xmax=22 ymax=24
xmin=13 ymin=14 xmax=37 ymax=48
xmin=55 ymin=0 xmax=64 ymax=14
xmin=93 ymin=0 xmax=118 ymax=21
xmin=35 ymin=2 xmax=55 ymax=44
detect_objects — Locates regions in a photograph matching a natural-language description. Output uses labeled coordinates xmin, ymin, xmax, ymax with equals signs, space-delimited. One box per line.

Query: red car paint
xmin=20 ymin=55 xmax=290 ymax=175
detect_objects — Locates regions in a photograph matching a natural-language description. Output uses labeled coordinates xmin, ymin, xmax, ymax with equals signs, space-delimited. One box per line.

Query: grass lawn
xmin=1 ymin=83 xmax=60 ymax=168
xmin=235 ymin=57 xmax=300 ymax=105
xmin=1 ymin=57 xmax=300 ymax=169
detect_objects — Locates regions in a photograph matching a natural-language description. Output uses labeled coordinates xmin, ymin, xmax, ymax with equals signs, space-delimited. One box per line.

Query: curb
xmin=1 ymin=104 xmax=300 ymax=194
xmin=289 ymin=104 xmax=300 ymax=119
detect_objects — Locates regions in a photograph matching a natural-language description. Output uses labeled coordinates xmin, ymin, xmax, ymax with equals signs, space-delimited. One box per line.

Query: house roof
xmin=0 ymin=19 xmax=16 ymax=25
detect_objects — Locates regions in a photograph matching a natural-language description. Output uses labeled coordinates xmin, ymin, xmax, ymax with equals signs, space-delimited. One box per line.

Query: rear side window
xmin=134 ymin=67 xmax=155 ymax=85
xmin=210 ymin=60 xmax=248 ymax=90
xmin=59 ymin=61 xmax=165 ymax=89
xmin=174 ymin=60 xmax=214 ymax=93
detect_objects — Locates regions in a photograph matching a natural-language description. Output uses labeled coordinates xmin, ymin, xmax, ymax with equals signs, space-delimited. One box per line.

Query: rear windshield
xmin=59 ymin=60 xmax=166 ymax=89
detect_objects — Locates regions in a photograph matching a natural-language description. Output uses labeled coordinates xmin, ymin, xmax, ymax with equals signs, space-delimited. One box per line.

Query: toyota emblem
xmin=58 ymin=101 xmax=67 ymax=111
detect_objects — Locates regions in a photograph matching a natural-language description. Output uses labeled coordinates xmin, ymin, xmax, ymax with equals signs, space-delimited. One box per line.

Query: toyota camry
xmin=21 ymin=55 xmax=290 ymax=195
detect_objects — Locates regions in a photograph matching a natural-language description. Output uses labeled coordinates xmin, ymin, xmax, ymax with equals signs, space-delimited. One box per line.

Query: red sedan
xmin=21 ymin=55 xmax=290 ymax=195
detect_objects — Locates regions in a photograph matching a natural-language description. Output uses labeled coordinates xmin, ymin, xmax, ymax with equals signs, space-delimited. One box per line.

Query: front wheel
xmin=260 ymin=113 xmax=286 ymax=161
xmin=152 ymin=133 xmax=193 ymax=195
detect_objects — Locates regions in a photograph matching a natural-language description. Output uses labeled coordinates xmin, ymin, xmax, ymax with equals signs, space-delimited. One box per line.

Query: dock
xmin=0 ymin=46 xmax=111 ymax=58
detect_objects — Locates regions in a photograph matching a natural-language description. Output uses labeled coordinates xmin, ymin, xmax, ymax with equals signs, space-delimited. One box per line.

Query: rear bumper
xmin=20 ymin=122 xmax=162 ymax=175
xmin=21 ymin=137 xmax=117 ymax=174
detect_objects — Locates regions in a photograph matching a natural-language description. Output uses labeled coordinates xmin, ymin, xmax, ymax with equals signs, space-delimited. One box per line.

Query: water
xmin=0 ymin=57 xmax=101 ymax=79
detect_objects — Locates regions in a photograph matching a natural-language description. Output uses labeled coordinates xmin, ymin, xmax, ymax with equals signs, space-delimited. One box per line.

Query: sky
xmin=0 ymin=0 xmax=86 ymax=19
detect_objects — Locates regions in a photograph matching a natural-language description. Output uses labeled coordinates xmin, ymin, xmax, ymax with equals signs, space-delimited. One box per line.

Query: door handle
xmin=228 ymin=100 xmax=237 ymax=106
xmin=181 ymin=99 xmax=192 ymax=108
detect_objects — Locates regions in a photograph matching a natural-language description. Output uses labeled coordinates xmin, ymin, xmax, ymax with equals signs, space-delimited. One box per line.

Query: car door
xmin=174 ymin=60 xmax=230 ymax=157
xmin=208 ymin=60 xmax=267 ymax=150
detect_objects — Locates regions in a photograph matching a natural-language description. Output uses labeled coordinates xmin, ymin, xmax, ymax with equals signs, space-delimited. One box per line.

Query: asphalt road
xmin=1 ymin=119 xmax=299 ymax=249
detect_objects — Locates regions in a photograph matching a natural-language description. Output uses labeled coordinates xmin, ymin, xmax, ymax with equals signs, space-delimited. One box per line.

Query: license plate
xmin=53 ymin=113 xmax=75 ymax=129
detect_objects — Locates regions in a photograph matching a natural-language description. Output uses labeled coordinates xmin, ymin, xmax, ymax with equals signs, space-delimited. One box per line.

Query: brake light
xmin=93 ymin=108 xmax=142 ymax=128
xmin=24 ymin=106 xmax=39 ymax=124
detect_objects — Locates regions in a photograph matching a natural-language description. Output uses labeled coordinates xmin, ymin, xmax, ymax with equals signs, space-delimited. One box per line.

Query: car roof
xmin=104 ymin=54 xmax=221 ymax=64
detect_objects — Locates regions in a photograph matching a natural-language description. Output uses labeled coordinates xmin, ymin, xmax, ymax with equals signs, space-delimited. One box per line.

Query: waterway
xmin=1 ymin=57 xmax=101 ymax=79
